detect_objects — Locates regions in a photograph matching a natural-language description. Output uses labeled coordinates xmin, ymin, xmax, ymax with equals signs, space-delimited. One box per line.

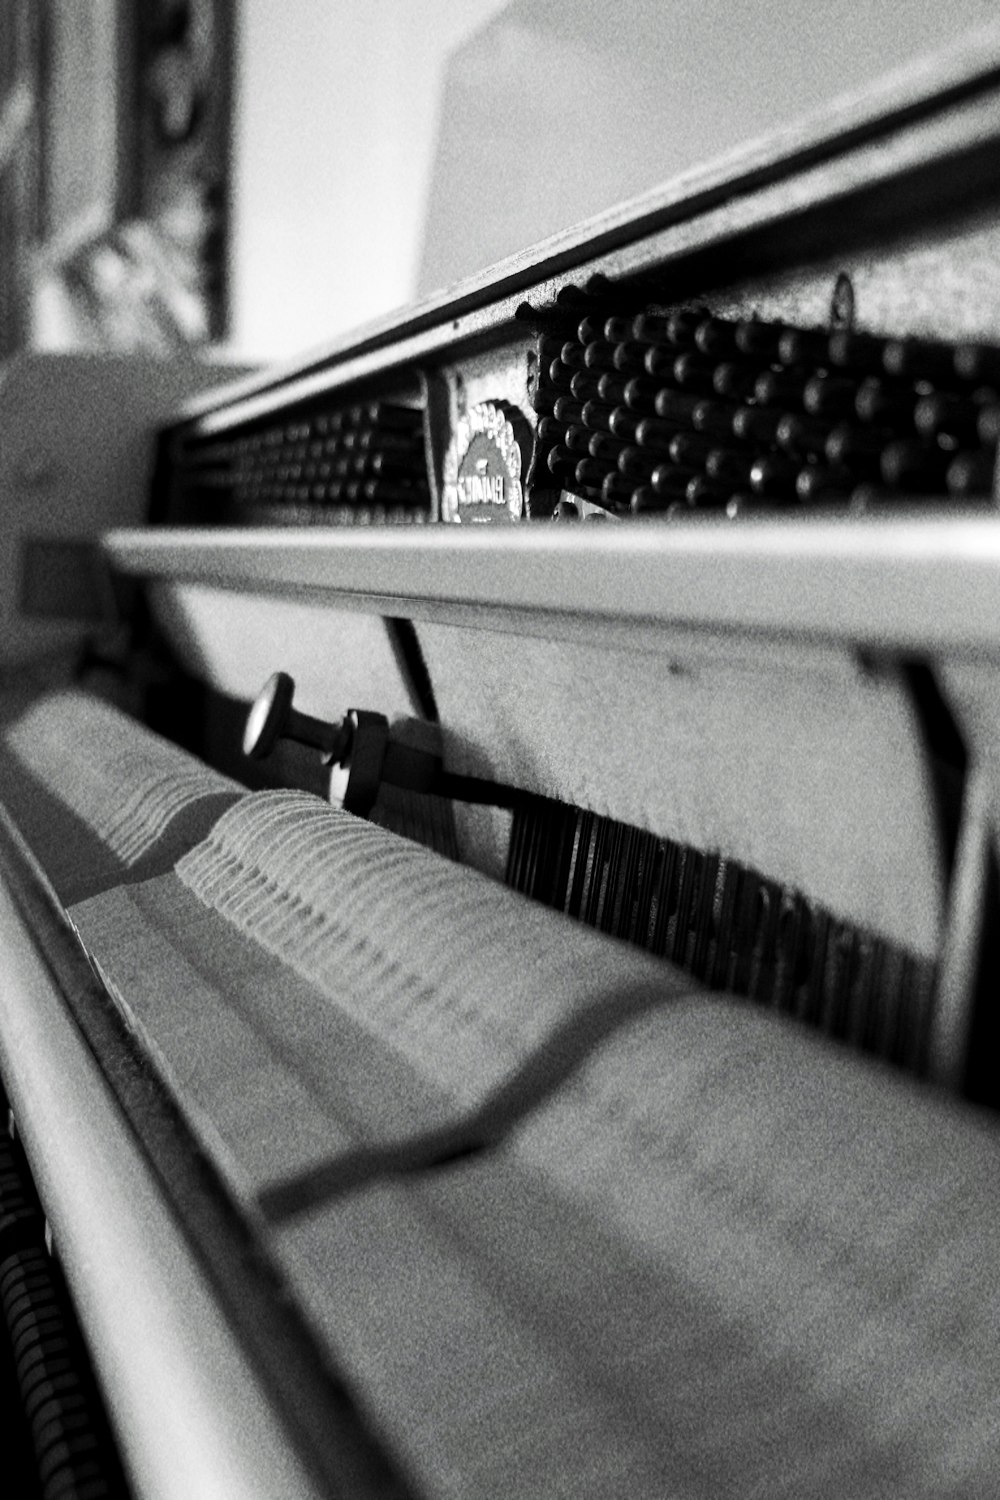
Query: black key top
xmin=824 ymin=423 xmax=885 ymax=472
xmin=609 ymin=408 xmax=642 ymax=442
xmin=584 ymin=339 xmax=620 ymax=370
xmin=734 ymin=320 xmax=784 ymax=359
xmin=777 ymin=327 xmax=830 ymax=366
xmin=946 ymin=450 xmax=995 ymax=497
xmin=732 ymin=405 xmax=781 ymax=445
xmin=636 ymin=416 xmax=688 ymax=452
xmin=654 ymin=388 xmax=701 ymax=423
xmin=692 ymin=398 xmax=742 ymax=440
xmin=622 ymin=375 xmax=662 ymax=410
xmin=795 ymin=465 xmax=854 ymax=503
xmin=613 ymin=341 xmax=650 ymax=373
xmin=803 ymin=374 xmax=859 ymax=418
xmin=880 ymin=440 xmax=950 ymax=491
xmin=883 ymin=336 xmax=957 ymax=383
xmin=775 ymin=413 xmax=832 ymax=458
xmin=617 ymin=445 xmax=655 ymax=479
xmin=855 ymin=377 xmax=915 ymax=426
xmin=712 ymin=362 xmax=760 ymax=402
xmin=827 ymin=329 xmax=886 ymax=372
xmin=694 ymin=316 xmax=739 ymax=357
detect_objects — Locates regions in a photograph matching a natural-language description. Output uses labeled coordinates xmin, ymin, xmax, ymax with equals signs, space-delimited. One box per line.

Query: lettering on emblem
xmin=441 ymin=402 xmax=526 ymax=523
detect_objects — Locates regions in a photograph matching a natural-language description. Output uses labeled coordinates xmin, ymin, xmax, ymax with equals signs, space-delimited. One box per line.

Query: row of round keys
xmin=229 ymin=402 xmax=423 ymax=449
xmin=241 ymin=502 xmax=430 ymax=527
xmin=543 ymin=410 xmax=994 ymax=506
xmin=228 ymin=448 xmax=426 ymax=485
xmin=233 ymin=476 xmax=429 ymax=507
xmin=547 ymin=310 xmax=1000 ymax=394
xmin=542 ymin=347 xmax=1000 ymax=452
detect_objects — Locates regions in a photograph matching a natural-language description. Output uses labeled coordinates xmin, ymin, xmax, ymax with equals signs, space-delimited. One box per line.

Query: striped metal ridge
xmin=505 ymin=798 xmax=938 ymax=1078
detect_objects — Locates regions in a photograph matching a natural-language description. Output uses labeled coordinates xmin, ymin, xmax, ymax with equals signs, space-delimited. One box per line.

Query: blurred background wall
xmin=3 ymin=0 xmax=998 ymax=364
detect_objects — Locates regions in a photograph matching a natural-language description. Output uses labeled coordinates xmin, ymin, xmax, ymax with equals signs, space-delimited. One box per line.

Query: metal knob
xmin=242 ymin=672 xmax=349 ymax=764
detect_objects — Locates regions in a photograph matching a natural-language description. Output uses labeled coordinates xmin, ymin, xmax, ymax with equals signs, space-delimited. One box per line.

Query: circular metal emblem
xmin=441 ymin=402 xmax=525 ymax=523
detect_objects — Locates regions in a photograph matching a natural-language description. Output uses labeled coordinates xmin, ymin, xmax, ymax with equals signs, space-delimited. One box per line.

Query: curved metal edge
xmin=0 ymin=874 xmax=328 ymax=1500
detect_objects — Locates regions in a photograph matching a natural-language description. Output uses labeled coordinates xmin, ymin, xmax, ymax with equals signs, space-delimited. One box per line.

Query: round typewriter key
xmin=603 ymin=316 xmax=635 ymax=342
xmin=705 ymin=449 xmax=754 ymax=486
xmin=694 ymin=316 xmax=739 ymax=357
xmin=618 ymin=445 xmax=655 ymax=479
xmin=549 ymin=359 xmax=574 ymax=388
xmin=668 ymin=430 xmax=713 ymax=466
xmin=581 ymin=399 xmax=614 ymax=431
xmin=559 ymin=342 xmax=588 ymax=369
xmin=644 ymin=346 xmax=677 ymax=378
xmin=848 ymin=482 xmax=895 ymax=513
xmin=666 ymin=309 xmax=703 ymax=345
xmin=692 ymin=398 xmax=742 ymax=440
xmin=734 ymin=320 xmax=784 ymax=358
xmin=651 ymin=462 xmax=696 ymax=497
xmin=686 ymin=475 xmax=734 ymax=507
xmin=547 ymin=445 xmax=573 ymax=474
xmin=597 ymin=373 xmax=629 ymax=405
xmin=553 ymin=396 xmax=585 ymax=424
xmin=631 ymin=313 xmax=671 ymax=343
xmin=724 ymin=492 xmax=756 ymax=518
xmin=672 ymin=352 xmax=716 ymax=393
xmin=609 ymin=407 xmax=641 ymax=442
xmin=589 ymin=431 xmax=625 ymax=462
xmin=803 ymin=374 xmax=858 ymax=418
xmin=946 ymin=450 xmax=995 ymax=497
xmin=574 ymin=457 xmax=606 ymax=488
xmin=635 ymin=310 xmax=700 ymax=347
xmin=828 ymin=329 xmax=885 ymax=371
xmin=855 ymin=377 xmax=914 ymax=426
xmin=978 ymin=404 xmax=1000 ymax=445
xmin=612 ymin=341 xmax=648 ymax=373
xmin=628 ymin=484 xmax=658 ymax=511
xmin=636 ymin=416 xmax=686 ymax=452
xmin=631 ymin=488 xmax=690 ymax=515
xmin=880 ymin=439 xmax=948 ymax=491
xmin=577 ymin=314 xmax=605 ymax=344
xmin=712 ymin=362 xmax=759 ymax=402
xmin=584 ymin=339 xmax=618 ymax=369
xmin=795 ymin=465 xmax=853 ymax=503
xmin=734 ymin=402 xmax=779 ymax=441
xmin=750 ymin=454 xmax=798 ymax=497
xmin=754 ymin=368 xmax=807 ymax=408
xmin=654 ymin=388 xmax=700 ymax=423
xmin=570 ymin=370 xmax=601 ymax=400
xmin=824 ymin=423 xmax=884 ymax=471
xmin=954 ymin=342 xmax=1000 ymax=386
xmin=883 ymin=337 xmax=956 ymax=383
xmin=914 ymin=392 xmax=980 ymax=443
xmin=564 ymin=426 xmax=591 ymax=453
xmin=777 ymin=327 xmax=830 ymax=366
xmin=775 ymin=413 xmax=831 ymax=458
xmin=601 ymin=472 xmax=635 ymax=506
xmin=622 ymin=376 xmax=661 ymax=410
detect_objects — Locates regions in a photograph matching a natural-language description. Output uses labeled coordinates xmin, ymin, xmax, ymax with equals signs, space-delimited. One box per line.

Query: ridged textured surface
xmin=174 ymin=789 xmax=686 ymax=1110
xmin=0 ymin=690 xmax=243 ymax=901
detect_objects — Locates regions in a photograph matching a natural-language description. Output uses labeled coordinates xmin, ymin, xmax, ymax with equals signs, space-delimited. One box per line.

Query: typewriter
xmin=2 ymin=22 xmax=1000 ymax=1500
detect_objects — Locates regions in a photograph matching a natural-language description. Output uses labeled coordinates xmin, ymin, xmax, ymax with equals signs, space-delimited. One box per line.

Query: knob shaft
xmin=243 ymin=672 xmax=349 ymax=763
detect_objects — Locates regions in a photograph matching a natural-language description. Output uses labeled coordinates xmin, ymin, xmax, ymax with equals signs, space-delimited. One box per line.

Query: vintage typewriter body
xmin=2 ymin=26 xmax=1000 ymax=1499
